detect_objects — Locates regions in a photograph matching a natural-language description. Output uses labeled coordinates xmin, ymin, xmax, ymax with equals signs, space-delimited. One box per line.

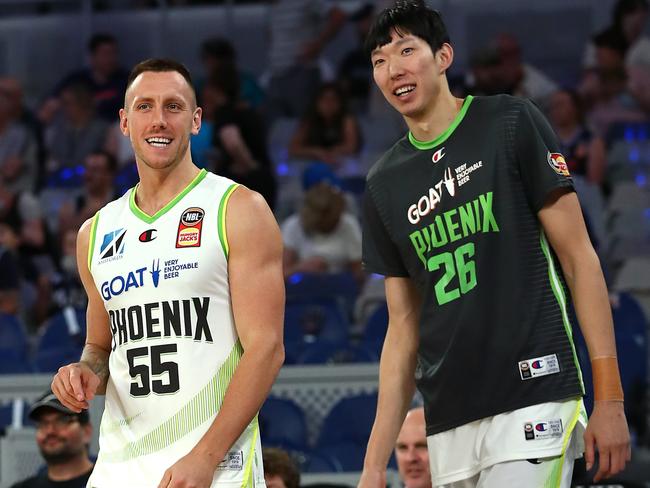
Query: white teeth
xmin=395 ymin=85 xmax=415 ymax=96
xmin=146 ymin=137 xmax=171 ymax=145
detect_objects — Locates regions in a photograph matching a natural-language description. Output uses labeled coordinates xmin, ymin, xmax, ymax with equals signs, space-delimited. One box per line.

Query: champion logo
xmin=432 ymin=147 xmax=445 ymax=164
xmin=139 ymin=229 xmax=157 ymax=243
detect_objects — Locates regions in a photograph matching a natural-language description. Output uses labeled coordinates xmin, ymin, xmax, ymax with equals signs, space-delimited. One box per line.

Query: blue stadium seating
xmin=285 ymin=272 xmax=359 ymax=318
xmin=317 ymin=392 xmax=377 ymax=448
xmin=296 ymin=343 xmax=378 ymax=365
xmin=34 ymin=308 xmax=86 ymax=373
xmin=0 ymin=314 xmax=32 ymax=374
xmin=361 ymin=302 xmax=388 ymax=358
xmin=284 ymin=300 xmax=349 ymax=347
xmin=259 ymin=397 xmax=308 ymax=451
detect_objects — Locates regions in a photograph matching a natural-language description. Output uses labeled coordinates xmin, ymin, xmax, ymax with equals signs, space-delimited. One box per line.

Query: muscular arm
xmin=189 ymin=187 xmax=285 ymax=466
xmin=51 ymin=217 xmax=111 ymax=411
xmin=361 ymin=277 xmax=420 ymax=485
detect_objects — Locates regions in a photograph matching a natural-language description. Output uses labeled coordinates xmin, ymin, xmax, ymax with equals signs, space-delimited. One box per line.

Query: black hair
xmin=125 ymin=58 xmax=196 ymax=105
xmin=88 ymin=33 xmax=117 ymax=54
xmin=364 ymin=0 xmax=450 ymax=58
xmin=206 ymin=64 xmax=241 ymax=102
xmin=87 ymin=150 xmax=118 ymax=173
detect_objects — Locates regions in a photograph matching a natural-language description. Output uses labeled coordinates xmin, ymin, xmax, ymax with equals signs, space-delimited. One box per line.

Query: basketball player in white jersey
xmin=50 ymin=58 xmax=285 ymax=488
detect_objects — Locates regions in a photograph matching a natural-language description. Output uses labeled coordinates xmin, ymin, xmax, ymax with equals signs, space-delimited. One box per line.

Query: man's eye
xmin=402 ymin=47 xmax=413 ymax=55
xmin=137 ymin=103 xmax=151 ymax=110
xmin=373 ymin=59 xmax=384 ymax=67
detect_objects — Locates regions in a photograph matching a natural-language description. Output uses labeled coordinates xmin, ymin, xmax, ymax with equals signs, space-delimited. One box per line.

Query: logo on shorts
xmin=547 ymin=152 xmax=570 ymax=177
xmin=524 ymin=419 xmax=563 ymax=440
xmin=99 ymin=228 xmax=126 ymax=263
xmin=531 ymin=360 xmax=544 ymax=369
xmin=176 ymin=207 xmax=204 ymax=248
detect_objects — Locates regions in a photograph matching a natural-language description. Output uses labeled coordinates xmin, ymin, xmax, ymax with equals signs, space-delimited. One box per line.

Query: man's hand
xmin=358 ymin=467 xmax=386 ymax=488
xmin=51 ymin=361 xmax=100 ymax=413
xmin=584 ymin=400 xmax=631 ymax=482
xmin=157 ymin=451 xmax=216 ymax=488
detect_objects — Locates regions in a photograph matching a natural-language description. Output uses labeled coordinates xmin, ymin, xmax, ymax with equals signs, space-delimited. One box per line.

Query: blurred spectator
xmin=548 ymin=89 xmax=606 ymax=185
xmin=460 ymin=47 xmax=504 ymax=97
xmin=338 ymin=3 xmax=375 ymax=113
xmin=289 ymin=83 xmax=361 ymax=169
xmin=45 ymin=83 xmax=109 ymax=184
xmin=207 ymin=66 xmax=277 ymax=209
xmin=40 ymin=33 xmax=128 ymax=124
xmin=58 ymin=151 xmax=119 ymax=236
xmin=266 ymin=0 xmax=346 ymax=119
xmin=584 ymin=0 xmax=650 ymax=69
xmin=47 ymin=229 xmax=87 ymax=319
xmin=0 ymin=87 xmax=38 ymax=195
xmin=10 ymin=391 xmax=93 ymax=488
xmin=395 ymin=407 xmax=431 ymax=488
xmin=262 ymin=448 xmax=300 ymax=488
xmin=492 ymin=33 xmax=558 ymax=108
xmin=0 ymin=77 xmax=45 ymax=184
xmin=581 ymin=31 xmax=647 ymax=136
xmin=196 ymin=37 xmax=265 ymax=110
xmin=282 ymin=182 xmax=362 ymax=280
xmin=0 ymin=243 xmax=20 ymax=316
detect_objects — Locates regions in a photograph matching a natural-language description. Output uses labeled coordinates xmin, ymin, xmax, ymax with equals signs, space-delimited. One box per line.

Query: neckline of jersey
xmin=408 ymin=95 xmax=474 ymax=150
xmin=129 ymin=168 xmax=208 ymax=224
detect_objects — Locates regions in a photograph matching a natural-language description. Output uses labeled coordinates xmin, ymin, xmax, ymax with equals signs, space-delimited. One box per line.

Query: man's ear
xmin=437 ymin=43 xmax=454 ymax=74
xmin=119 ymin=108 xmax=129 ymax=136
xmin=191 ymin=107 xmax=202 ymax=136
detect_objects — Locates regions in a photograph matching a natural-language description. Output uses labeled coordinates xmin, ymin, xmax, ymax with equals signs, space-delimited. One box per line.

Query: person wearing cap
xmin=10 ymin=391 xmax=93 ymax=488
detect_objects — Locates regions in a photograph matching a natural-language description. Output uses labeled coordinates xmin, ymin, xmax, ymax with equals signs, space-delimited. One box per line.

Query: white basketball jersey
xmin=86 ymin=169 xmax=264 ymax=488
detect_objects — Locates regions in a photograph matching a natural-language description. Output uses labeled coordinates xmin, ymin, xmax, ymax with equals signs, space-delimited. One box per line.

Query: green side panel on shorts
xmin=101 ymin=340 xmax=244 ymax=462
xmin=129 ymin=168 xmax=207 ymax=224
xmin=545 ymin=400 xmax=583 ymax=488
xmin=88 ymin=212 xmax=100 ymax=270
xmin=408 ymin=95 xmax=474 ymax=150
xmin=218 ymin=183 xmax=240 ymax=259
xmin=240 ymin=417 xmax=259 ymax=488
xmin=539 ymin=230 xmax=585 ymax=393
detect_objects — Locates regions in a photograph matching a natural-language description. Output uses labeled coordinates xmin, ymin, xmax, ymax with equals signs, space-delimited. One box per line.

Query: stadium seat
xmin=361 ymin=302 xmax=388 ymax=358
xmin=286 ymin=272 xmax=359 ymax=318
xmin=33 ymin=308 xmax=86 ymax=373
xmin=259 ymin=397 xmax=308 ymax=451
xmin=296 ymin=343 xmax=377 ymax=365
xmin=311 ymin=441 xmax=366 ymax=472
xmin=284 ymin=299 xmax=349 ymax=347
xmin=317 ymin=392 xmax=377 ymax=448
xmin=0 ymin=314 xmax=32 ymax=374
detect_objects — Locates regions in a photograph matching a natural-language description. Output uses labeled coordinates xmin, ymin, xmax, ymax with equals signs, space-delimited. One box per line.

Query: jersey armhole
xmin=218 ymin=183 xmax=240 ymax=260
xmin=87 ymin=212 xmax=100 ymax=271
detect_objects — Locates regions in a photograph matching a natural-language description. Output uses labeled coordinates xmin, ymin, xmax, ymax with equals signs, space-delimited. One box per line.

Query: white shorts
xmin=437 ymin=453 xmax=576 ymax=488
xmin=428 ymin=398 xmax=587 ymax=487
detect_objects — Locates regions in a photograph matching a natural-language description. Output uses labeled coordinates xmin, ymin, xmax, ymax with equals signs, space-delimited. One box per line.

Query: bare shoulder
xmin=76 ymin=217 xmax=95 ymax=251
xmin=226 ymin=186 xmax=281 ymax=254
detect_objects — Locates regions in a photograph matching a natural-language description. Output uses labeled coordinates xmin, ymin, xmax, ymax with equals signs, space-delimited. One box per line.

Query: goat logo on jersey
xmin=176 ymin=207 xmax=204 ymax=248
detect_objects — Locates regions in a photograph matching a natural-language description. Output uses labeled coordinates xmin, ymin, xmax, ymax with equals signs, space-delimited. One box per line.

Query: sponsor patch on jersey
xmin=139 ymin=228 xmax=157 ymax=242
xmin=524 ymin=419 xmax=563 ymax=441
xmin=518 ymin=354 xmax=560 ymax=380
xmin=98 ymin=228 xmax=126 ymax=263
xmin=176 ymin=207 xmax=204 ymax=248
xmin=547 ymin=152 xmax=570 ymax=177
xmin=216 ymin=450 xmax=243 ymax=471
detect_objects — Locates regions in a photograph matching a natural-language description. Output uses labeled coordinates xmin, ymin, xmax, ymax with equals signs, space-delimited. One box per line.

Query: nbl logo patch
xmin=547 ymin=152 xmax=570 ymax=177
xmin=176 ymin=207 xmax=204 ymax=248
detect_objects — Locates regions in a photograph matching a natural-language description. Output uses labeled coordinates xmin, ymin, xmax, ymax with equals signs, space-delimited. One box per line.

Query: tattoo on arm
xmin=80 ymin=343 xmax=110 ymax=393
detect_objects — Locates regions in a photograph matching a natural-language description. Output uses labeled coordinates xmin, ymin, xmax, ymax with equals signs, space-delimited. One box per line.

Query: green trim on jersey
xmin=87 ymin=212 xmax=100 ymax=270
xmin=129 ymin=168 xmax=208 ymax=224
xmin=218 ymin=183 xmax=239 ymax=259
xmin=545 ymin=400 xmax=584 ymax=488
xmin=241 ymin=417 xmax=259 ymax=488
xmin=408 ymin=95 xmax=474 ymax=150
xmin=539 ymin=231 xmax=585 ymax=392
xmin=101 ymin=340 xmax=244 ymax=462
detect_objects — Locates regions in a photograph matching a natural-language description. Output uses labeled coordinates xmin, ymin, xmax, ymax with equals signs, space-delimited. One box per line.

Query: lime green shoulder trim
xmin=218 ymin=183 xmax=240 ymax=259
xmin=87 ymin=212 xmax=100 ymax=271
